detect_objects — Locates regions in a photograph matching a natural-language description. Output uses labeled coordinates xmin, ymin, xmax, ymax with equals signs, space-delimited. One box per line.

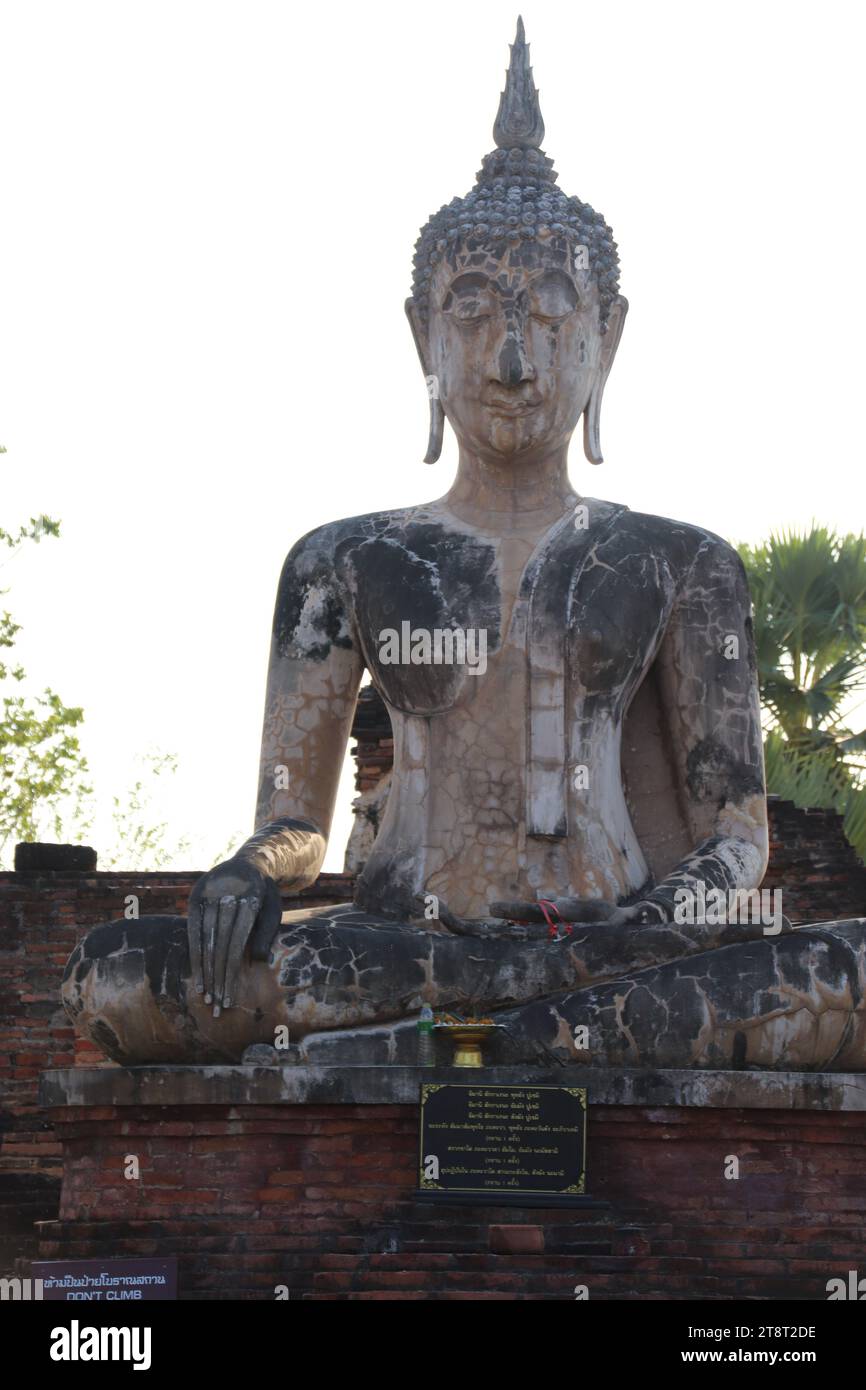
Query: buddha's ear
xmin=405 ymin=297 xmax=444 ymax=465
xmin=405 ymin=297 xmax=432 ymax=375
xmin=583 ymin=294 xmax=628 ymax=466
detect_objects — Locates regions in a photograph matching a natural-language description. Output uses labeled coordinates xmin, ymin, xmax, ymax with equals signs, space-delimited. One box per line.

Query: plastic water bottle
xmin=417 ymin=1005 xmax=435 ymax=1066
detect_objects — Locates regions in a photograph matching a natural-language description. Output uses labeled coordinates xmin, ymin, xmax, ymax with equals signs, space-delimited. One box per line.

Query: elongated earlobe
xmin=582 ymin=294 xmax=628 ymax=466
xmin=406 ymin=298 xmax=444 ymax=465
xmin=583 ymin=378 xmax=605 ymax=465
xmin=425 ymin=394 xmax=444 ymax=464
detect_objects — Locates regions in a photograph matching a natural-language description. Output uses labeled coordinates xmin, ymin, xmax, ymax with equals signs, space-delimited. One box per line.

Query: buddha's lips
xmin=483 ymin=397 xmax=542 ymax=416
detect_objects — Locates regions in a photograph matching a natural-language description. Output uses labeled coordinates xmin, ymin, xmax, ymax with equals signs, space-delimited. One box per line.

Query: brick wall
xmin=351 ymin=688 xmax=394 ymax=794
xmin=36 ymin=1101 xmax=866 ymax=1299
xmin=762 ymin=798 xmax=866 ymax=923
xmin=0 ymin=870 xmax=353 ymax=1262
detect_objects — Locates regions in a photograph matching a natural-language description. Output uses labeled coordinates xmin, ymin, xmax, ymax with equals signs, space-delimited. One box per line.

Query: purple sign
xmin=31 ymin=1257 xmax=177 ymax=1301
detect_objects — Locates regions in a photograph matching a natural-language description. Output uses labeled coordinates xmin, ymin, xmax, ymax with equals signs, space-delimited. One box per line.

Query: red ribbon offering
xmin=537 ymin=898 xmax=572 ymax=939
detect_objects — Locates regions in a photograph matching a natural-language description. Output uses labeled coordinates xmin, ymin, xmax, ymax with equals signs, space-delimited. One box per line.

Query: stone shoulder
xmin=283 ymin=504 xmax=437 ymax=570
xmin=614 ymin=505 xmax=744 ymax=589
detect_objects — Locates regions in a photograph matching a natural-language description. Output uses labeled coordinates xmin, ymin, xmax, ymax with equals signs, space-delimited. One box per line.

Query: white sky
xmin=1 ymin=0 xmax=864 ymax=871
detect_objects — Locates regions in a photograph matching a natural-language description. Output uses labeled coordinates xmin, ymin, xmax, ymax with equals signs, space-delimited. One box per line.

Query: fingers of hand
xmin=201 ymin=900 xmax=221 ymax=1005
xmin=222 ymin=896 xmax=260 ymax=1011
xmin=210 ymin=896 xmax=238 ymax=1013
xmin=188 ymin=900 xmax=204 ymax=993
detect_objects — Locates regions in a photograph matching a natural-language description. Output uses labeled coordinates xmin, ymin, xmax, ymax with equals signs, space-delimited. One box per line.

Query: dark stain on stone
xmin=732 ymin=1030 xmax=747 ymax=1068
xmin=354 ymin=859 xmax=425 ymax=923
xmin=346 ymin=523 xmax=499 ymax=711
xmin=62 ymin=944 xmax=82 ymax=983
xmin=74 ymin=956 xmax=93 ymax=985
xmin=76 ymin=919 xmax=128 ymax=960
xmin=273 ymin=528 xmax=356 ymax=661
xmin=90 ymin=1019 xmax=122 ymax=1061
xmin=686 ymin=737 xmax=763 ymax=804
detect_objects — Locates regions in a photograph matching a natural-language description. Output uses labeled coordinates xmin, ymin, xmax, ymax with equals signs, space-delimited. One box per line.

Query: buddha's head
xmin=406 ymin=19 xmax=627 ymax=467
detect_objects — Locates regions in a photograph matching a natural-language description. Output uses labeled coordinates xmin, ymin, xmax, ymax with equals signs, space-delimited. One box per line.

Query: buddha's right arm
xmin=188 ymin=525 xmax=365 ymax=1012
xmin=243 ymin=525 xmax=365 ymax=887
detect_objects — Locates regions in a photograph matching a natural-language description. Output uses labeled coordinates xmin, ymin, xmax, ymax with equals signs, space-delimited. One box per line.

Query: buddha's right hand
xmin=187 ymin=860 xmax=282 ymax=1017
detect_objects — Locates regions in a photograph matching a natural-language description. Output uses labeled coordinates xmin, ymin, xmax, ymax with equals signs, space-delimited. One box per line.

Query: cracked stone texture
xmin=62 ymin=902 xmax=866 ymax=1068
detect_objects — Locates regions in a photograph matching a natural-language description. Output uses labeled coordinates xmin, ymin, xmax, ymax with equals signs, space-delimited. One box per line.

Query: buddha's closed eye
xmin=451 ymin=300 xmax=494 ymax=325
xmin=528 ymin=271 xmax=580 ymax=324
xmin=441 ymin=273 xmax=496 ymax=325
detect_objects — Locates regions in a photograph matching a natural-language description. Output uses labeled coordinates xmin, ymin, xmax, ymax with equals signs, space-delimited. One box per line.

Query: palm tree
xmin=738 ymin=526 xmax=866 ymax=862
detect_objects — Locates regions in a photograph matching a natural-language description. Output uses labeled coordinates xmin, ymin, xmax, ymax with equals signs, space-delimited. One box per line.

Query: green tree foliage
xmin=1 ymin=450 xmax=211 ymax=870
xmin=0 ymin=451 xmax=92 ymax=863
xmin=738 ymin=526 xmax=866 ymax=862
xmin=99 ymin=752 xmax=191 ymax=870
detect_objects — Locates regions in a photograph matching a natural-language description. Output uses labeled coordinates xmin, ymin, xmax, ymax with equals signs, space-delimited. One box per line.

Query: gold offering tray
xmin=433 ymin=1020 xmax=505 ymax=1067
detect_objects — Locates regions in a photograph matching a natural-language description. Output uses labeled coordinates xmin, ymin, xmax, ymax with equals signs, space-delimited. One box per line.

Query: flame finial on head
xmin=493 ymin=17 xmax=545 ymax=150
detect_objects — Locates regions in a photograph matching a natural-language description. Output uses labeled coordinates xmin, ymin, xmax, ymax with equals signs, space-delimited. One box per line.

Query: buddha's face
xmin=423 ymin=237 xmax=609 ymax=463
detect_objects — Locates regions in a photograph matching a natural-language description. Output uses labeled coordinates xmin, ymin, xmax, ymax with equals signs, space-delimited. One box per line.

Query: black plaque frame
xmin=415 ymin=1082 xmax=593 ymax=1207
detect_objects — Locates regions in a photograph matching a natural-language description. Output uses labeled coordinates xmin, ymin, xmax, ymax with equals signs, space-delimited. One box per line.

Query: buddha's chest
xmin=340 ymin=511 xmax=678 ymax=718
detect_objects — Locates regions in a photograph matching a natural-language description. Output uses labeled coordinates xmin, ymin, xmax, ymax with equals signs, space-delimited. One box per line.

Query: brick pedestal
xmin=34 ymin=1067 xmax=866 ymax=1300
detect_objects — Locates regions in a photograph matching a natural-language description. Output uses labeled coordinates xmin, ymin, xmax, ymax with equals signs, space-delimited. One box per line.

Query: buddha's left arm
xmin=634 ymin=534 xmax=769 ymax=923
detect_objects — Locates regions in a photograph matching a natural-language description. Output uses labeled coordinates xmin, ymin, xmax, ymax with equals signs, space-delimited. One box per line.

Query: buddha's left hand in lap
xmin=435 ymin=896 xmax=667 ymax=940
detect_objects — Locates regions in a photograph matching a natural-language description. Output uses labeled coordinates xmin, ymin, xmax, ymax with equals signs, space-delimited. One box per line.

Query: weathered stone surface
xmin=61 ymin=902 xmax=866 ymax=1067
xmin=38 ymin=1065 xmax=866 ymax=1112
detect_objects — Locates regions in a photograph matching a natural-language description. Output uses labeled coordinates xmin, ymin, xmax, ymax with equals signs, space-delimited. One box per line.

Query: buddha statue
xmin=62 ymin=21 xmax=866 ymax=1072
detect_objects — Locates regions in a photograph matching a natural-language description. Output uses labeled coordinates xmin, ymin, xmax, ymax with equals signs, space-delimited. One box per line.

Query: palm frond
xmin=764 ymin=731 xmax=866 ymax=864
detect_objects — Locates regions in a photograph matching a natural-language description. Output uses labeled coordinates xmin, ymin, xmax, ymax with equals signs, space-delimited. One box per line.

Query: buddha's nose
xmin=496 ymin=332 xmax=535 ymax=387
